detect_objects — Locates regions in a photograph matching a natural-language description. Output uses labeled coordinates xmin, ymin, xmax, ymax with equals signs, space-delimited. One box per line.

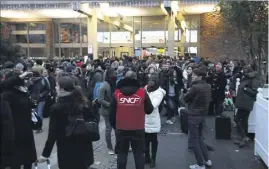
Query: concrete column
xmin=45 ymin=21 xmax=53 ymax=59
xmin=167 ymin=14 xmax=175 ymax=57
xmin=109 ymin=20 xmax=112 ymax=58
xmin=87 ymin=10 xmax=98 ymax=59
xmin=180 ymin=28 xmax=185 ymax=56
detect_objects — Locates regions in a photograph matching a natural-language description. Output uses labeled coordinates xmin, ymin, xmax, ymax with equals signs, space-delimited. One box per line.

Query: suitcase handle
xmin=35 ymin=159 xmax=50 ymax=169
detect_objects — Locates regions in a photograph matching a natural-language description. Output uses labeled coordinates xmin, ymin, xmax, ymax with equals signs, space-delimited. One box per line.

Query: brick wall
xmin=200 ymin=12 xmax=248 ymax=61
xmin=45 ymin=21 xmax=53 ymax=59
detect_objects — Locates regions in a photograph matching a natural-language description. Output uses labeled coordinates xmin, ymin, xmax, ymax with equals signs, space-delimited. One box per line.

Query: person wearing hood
xmin=1 ymin=71 xmax=37 ymax=169
xmin=87 ymin=64 xmax=104 ymax=101
xmin=144 ymin=73 xmax=166 ymax=168
xmin=235 ymin=65 xmax=260 ymax=148
xmin=98 ymin=68 xmax=117 ymax=155
xmin=109 ymin=70 xmax=154 ymax=169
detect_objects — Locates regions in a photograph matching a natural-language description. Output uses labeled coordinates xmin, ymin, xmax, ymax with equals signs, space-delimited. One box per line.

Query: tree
xmin=0 ymin=39 xmax=24 ymax=64
xmin=219 ymin=0 xmax=268 ymax=85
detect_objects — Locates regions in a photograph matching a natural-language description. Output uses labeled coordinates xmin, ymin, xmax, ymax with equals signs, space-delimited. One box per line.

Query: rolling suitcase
xmin=215 ymin=115 xmax=231 ymax=139
xmin=178 ymin=107 xmax=188 ymax=134
xmin=34 ymin=159 xmax=50 ymax=169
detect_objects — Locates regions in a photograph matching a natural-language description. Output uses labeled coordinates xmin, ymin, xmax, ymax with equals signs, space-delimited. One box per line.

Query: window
xmin=97 ymin=32 xmax=110 ymax=43
xmin=10 ymin=35 xmax=28 ymax=43
xmin=55 ymin=48 xmax=60 ymax=57
xmin=60 ymin=48 xmax=80 ymax=57
xmin=28 ymin=34 xmax=46 ymax=43
xmin=111 ymin=32 xmax=130 ymax=43
xmin=185 ymin=29 xmax=198 ymax=43
xmin=82 ymin=47 xmax=88 ymax=56
xmin=136 ymin=31 xmax=165 ymax=43
xmin=54 ymin=23 xmax=59 ymax=43
xmin=29 ymin=48 xmax=46 ymax=58
xmin=9 ymin=23 xmax=27 ymax=31
xmin=81 ymin=24 xmax=87 ymax=43
xmin=60 ymin=23 xmax=80 ymax=43
xmin=28 ymin=23 xmax=46 ymax=30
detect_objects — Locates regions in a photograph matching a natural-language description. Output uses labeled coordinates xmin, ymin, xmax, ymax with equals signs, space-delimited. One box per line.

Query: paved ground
xmin=34 ymin=112 xmax=267 ymax=169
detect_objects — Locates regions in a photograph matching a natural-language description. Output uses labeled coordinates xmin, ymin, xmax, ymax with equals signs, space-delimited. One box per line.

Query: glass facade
xmin=2 ymin=15 xmax=200 ymax=58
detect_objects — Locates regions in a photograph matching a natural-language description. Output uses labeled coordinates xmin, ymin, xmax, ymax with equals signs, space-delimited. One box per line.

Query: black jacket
xmin=42 ymin=93 xmax=98 ymax=169
xmin=1 ymin=87 xmax=37 ymax=167
xmin=184 ymin=80 xmax=211 ymax=116
xmin=109 ymin=78 xmax=154 ymax=130
xmin=206 ymin=71 xmax=227 ymax=101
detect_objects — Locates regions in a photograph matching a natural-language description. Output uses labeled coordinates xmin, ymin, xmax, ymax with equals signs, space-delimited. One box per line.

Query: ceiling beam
xmin=78 ymin=3 xmax=133 ymax=32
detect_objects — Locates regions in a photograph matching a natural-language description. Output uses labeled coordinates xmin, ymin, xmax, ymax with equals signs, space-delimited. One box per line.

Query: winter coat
xmin=42 ymin=92 xmax=97 ymax=169
xmin=235 ymin=71 xmax=260 ymax=112
xmin=145 ymin=86 xmax=166 ymax=133
xmin=1 ymin=87 xmax=37 ymax=167
xmin=98 ymin=81 xmax=112 ymax=116
xmin=109 ymin=78 xmax=154 ymax=130
xmin=206 ymin=71 xmax=227 ymax=101
xmin=28 ymin=77 xmax=50 ymax=102
xmin=184 ymin=80 xmax=211 ymax=116
xmin=161 ymin=68 xmax=180 ymax=105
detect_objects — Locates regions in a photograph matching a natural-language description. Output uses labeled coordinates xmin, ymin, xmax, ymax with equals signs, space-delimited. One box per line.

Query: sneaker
xmin=205 ymin=160 xmax=212 ymax=167
xmin=171 ymin=117 xmax=176 ymax=122
xmin=108 ymin=149 xmax=115 ymax=155
xmin=166 ymin=120 xmax=174 ymax=124
xmin=189 ymin=164 xmax=205 ymax=169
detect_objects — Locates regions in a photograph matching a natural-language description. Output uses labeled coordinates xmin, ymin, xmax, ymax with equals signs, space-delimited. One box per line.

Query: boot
xmin=238 ymin=136 xmax=250 ymax=148
xmin=145 ymin=141 xmax=150 ymax=164
xmin=150 ymin=141 xmax=158 ymax=168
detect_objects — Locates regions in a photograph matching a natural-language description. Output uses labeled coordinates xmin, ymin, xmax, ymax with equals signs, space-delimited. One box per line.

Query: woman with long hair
xmin=39 ymin=76 xmax=98 ymax=169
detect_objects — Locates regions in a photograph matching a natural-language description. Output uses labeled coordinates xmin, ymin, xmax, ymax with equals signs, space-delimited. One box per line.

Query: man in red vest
xmin=109 ymin=70 xmax=154 ymax=169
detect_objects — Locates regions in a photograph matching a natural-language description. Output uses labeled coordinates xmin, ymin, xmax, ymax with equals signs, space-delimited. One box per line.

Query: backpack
xmin=93 ymin=82 xmax=103 ymax=101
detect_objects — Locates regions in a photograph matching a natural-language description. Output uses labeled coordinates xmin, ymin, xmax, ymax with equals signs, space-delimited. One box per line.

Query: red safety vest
xmin=115 ymin=88 xmax=145 ymax=130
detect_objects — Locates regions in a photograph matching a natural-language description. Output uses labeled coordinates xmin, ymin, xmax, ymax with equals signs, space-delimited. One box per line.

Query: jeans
xmin=117 ymin=130 xmax=145 ymax=169
xmin=188 ymin=115 xmax=209 ymax=166
xmin=36 ymin=101 xmax=46 ymax=120
xmin=208 ymin=100 xmax=223 ymax=115
xmin=102 ymin=115 xmax=115 ymax=149
xmin=166 ymin=96 xmax=177 ymax=120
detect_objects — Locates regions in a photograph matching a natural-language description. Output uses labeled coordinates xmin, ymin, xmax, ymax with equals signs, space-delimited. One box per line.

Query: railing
xmin=253 ymin=88 xmax=268 ymax=167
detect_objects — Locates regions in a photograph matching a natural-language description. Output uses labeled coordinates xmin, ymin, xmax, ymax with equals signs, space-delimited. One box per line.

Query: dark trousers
xmin=117 ymin=130 xmax=145 ymax=169
xmin=145 ymin=133 xmax=158 ymax=160
xmin=166 ymin=96 xmax=177 ymax=120
xmin=188 ymin=115 xmax=209 ymax=166
xmin=208 ymin=99 xmax=223 ymax=115
xmin=235 ymin=109 xmax=251 ymax=139
xmin=11 ymin=163 xmax=32 ymax=169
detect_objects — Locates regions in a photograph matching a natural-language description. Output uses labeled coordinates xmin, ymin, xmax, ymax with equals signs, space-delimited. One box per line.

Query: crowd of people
xmin=0 ymin=55 xmax=262 ymax=169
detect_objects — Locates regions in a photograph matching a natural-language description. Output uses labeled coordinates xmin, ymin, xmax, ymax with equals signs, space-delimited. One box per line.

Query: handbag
xmin=31 ymin=109 xmax=42 ymax=130
xmin=65 ymin=112 xmax=100 ymax=142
